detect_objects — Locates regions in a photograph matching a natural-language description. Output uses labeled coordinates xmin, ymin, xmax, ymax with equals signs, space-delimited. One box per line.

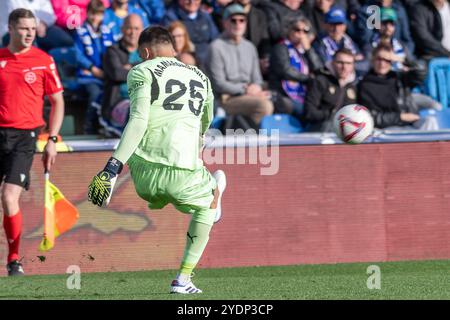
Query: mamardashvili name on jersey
xmin=126 ymin=57 xmax=214 ymax=170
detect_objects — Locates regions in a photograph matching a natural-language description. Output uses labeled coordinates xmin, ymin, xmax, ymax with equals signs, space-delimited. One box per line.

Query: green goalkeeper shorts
xmin=128 ymin=154 xmax=217 ymax=223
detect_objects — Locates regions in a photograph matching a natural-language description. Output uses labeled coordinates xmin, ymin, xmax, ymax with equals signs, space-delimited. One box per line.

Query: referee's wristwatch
xmin=48 ymin=135 xmax=58 ymax=143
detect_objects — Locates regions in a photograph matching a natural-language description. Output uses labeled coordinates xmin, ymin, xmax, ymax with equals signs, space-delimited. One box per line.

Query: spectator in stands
xmin=303 ymin=0 xmax=336 ymax=36
xmin=410 ymin=0 xmax=450 ymax=60
xmin=303 ymin=0 xmax=360 ymax=39
xmin=268 ymin=16 xmax=323 ymax=118
xmin=51 ymin=0 xmax=110 ymax=31
xmin=101 ymin=14 xmax=143 ymax=136
xmin=74 ymin=0 xmax=114 ymax=135
xmin=104 ymin=0 xmax=150 ymax=42
xmin=168 ymin=20 xmax=197 ymax=65
xmin=334 ymin=0 xmax=360 ymax=16
xmin=354 ymin=0 xmax=414 ymax=55
xmin=401 ymin=0 xmax=421 ymax=14
xmin=162 ymin=0 xmax=219 ymax=68
xmin=129 ymin=0 xmax=166 ymax=24
xmin=313 ymin=7 xmax=368 ymax=75
xmin=358 ymin=44 xmax=441 ymax=130
xmin=237 ymin=0 xmax=271 ymax=77
xmin=210 ymin=0 xmax=234 ymax=32
xmin=261 ymin=0 xmax=308 ymax=43
xmin=303 ymin=48 xmax=358 ymax=131
xmin=207 ymin=4 xmax=273 ymax=127
xmin=336 ymin=0 xmax=361 ymax=40
xmin=364 ymin=7 xmax=414 ymax=72
xmin=1 ymin=0 xmax=74 ymax=50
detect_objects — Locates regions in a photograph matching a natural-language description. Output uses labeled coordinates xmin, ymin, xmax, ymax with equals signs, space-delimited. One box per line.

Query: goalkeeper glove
xmin=88 ymin=157 xmax=123 ymax=207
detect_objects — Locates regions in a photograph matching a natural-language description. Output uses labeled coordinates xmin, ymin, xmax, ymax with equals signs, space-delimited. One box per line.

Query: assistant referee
xmin=0 ymin=8 xmax=64 ymax=276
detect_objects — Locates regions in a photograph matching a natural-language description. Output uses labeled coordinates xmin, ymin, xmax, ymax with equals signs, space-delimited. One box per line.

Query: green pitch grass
xmin=1 ymin=259 xmax=450 ymax=300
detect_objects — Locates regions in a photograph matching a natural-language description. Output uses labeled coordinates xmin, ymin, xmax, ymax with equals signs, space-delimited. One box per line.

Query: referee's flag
xmin=39 ymin=173 xmax=79 ymax=251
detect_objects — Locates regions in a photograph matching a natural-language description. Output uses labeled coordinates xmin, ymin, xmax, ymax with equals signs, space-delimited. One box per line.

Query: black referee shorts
xmin=0 ymin=127 xmax=39 ymax=190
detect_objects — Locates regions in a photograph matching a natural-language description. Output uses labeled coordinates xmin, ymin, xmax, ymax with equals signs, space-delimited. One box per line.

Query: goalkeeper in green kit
xmin=88 ymin=26 xmax=226 ymax=294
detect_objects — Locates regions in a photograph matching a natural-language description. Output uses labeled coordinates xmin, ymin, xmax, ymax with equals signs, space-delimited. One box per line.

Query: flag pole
xmin=40 ymin=170 xmax=50 ymax=251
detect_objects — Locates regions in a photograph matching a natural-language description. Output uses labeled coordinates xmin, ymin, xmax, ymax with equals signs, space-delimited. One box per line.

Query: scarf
xmin=281 ymin=39 xmax=309 ymax=104
xmin=78 ymin=22 xmax=114 ymax=64
xmin=321 ymin=34 xmax=358 ymax=62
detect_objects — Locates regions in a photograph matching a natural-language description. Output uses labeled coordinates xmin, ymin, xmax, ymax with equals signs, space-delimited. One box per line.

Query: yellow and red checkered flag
xmin=39 ymin=172 xmax=79 ymax=251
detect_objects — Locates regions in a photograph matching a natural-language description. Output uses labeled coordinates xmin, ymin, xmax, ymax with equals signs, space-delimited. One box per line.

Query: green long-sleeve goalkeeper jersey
xmin=112 ymin=56 xmax=214 ymax=170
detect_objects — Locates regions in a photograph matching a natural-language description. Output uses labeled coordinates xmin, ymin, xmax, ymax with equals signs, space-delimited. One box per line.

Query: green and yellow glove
xmin=88 ymin=157 xmax=123 ymax=207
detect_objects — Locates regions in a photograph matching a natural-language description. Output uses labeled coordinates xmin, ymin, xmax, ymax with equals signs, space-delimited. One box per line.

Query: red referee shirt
xmin=0 ymin=46 xmax=63 ymax=130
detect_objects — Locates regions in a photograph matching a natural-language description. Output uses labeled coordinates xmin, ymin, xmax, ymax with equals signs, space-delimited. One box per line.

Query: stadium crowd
xmin=1 ymin=0 xmax=449 ymax=135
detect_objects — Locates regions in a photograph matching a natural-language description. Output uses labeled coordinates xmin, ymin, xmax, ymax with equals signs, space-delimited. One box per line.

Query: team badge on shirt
xmin=0 ymin=61 xmax=6 ymax=68
xmin=347 ymin=88 xmax=356 ymax=100
xmin=24 ymin=71 xmax=37 ymax=84
xmin=329 ymin=86 xmax=336 ymax=95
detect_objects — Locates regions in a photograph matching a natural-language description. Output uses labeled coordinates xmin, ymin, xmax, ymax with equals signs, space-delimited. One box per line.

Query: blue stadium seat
xmin=419 ymin=109 xmax=450 ymax=129
xmin=49 ymin=47 xmax=82 ymax=93
xmin=260 ymin=114 xmax=303 ymax=134
xmin=425 ymin=58 xmax=450 ymax=109
xmin=48 ymin=46 xmax=77 ymax=66
xmin=210 ymin=116 xmax=225 ymax=129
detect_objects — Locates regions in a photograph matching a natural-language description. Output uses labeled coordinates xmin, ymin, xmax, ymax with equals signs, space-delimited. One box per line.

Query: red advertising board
xmin=1 ymin=142 xmax=450 ymax=276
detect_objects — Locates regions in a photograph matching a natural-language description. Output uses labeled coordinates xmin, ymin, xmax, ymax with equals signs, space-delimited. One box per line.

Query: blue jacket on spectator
xmin=104 ymin=6 xmax=150 ymax=42
xmin=74 ymin=21 xmax=114 ymax=81
xmin=354 ymin=0 xmax=414 ymax=55
xmin=162 ymin=4 xmax=219 ymax=67
xmin=129 ymin=0 xmax=165 ymax=25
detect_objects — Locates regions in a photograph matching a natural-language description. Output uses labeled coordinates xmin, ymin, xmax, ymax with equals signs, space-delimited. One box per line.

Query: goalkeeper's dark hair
xmin=138 ymin=26 xmax=176 ymax=49
xmin=8 ymin=8 xmax=36 ymax=27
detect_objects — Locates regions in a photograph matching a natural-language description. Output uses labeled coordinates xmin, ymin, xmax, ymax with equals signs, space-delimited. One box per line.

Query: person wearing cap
xmin=206 ymin=3 xmax=273 ymax=127
xmin=365 ymin=7 xmax=412 ymax=72
xmin=162 ymin=0 xmax=219 ymax=68
xmin=313 ymin=6 xmax=368 ymax=75
xmin=354 ymin=1 xmax=414 ymax=57
xmin=368 ymin=7 xmax=443 ymax=114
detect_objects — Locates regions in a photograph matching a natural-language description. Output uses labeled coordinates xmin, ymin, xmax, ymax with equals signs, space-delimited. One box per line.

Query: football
xmin=333 ymin=104 xmax=374 ymax=144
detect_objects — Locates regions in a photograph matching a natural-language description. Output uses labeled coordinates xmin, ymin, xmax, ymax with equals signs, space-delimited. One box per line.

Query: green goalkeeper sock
xmin=178 ymin=211 xmax=214 ymax=281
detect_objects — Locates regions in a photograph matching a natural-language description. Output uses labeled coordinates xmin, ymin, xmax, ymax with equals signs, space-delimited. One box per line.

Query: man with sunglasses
xmin=207 ymin=3 xmax=273 ymax=128
xmin=268 ymin=16 xmax=323 ymax=119
xmin=357 ymin=44 xmax=438 ymax=130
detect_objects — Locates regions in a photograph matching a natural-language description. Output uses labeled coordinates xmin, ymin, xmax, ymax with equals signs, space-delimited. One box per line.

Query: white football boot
xmin=170 ymin=279 xmax=203 ymax=294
